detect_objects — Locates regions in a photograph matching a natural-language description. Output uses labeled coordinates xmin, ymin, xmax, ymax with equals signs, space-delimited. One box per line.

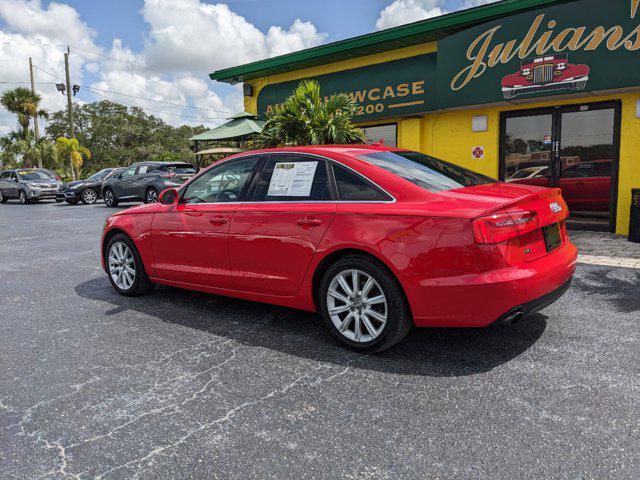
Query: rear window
xmin=357 ymin=151 xmax=495 ymax=192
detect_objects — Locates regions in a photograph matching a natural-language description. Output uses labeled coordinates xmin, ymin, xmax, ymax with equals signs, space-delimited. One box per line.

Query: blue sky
xmin=0 ymin=0 xmax=494 ymax=133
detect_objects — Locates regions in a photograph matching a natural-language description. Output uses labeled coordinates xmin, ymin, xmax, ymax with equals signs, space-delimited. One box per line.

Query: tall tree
xmin=0 ymin=130 xmax=57 ymax=169
xmin=257 ymin=80 xmax=364 ymax=148
xmin=0 ymin=87 xmax=48 ymax=140
xmin=55 ymin=137 xmax=91 ymax=180
xmin=46 ymin=100 xmax=205 ymax=174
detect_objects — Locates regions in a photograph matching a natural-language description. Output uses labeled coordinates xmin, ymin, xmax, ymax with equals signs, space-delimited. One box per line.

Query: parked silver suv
xmin=0 ymin=168 xmax=62 ymax=204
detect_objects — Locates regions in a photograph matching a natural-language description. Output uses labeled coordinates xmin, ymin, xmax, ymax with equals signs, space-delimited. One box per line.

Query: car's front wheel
xmin=103 ymin=188 xmax=118 ymax=207
xmin=81 ymin=188 xmax=98 ymax=204
xmin=18 ymin=190 xmax=27 ymax=204
xmin=319 ymin=255 xmax=412 ymax=353
xmin=105 ymin=233 xmax=154 ymax=296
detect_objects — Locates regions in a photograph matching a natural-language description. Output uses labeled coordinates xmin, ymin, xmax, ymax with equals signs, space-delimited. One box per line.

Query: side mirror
xmin=159 ymin=188 xmax=179 ymax=205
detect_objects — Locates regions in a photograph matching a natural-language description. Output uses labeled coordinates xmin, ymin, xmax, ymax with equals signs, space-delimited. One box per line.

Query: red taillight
xmin=473 ymin=210 xmax=539 ymax=244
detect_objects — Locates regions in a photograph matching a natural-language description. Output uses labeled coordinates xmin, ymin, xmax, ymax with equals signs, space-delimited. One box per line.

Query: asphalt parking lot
xmin=1 ymin=201 xmax=639 ymax=479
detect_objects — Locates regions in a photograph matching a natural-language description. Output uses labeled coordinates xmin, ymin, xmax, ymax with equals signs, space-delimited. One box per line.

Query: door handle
xmin=209 ymin=216 xmax=228 ymax=225
xmin=297 ymin=217 xmax=322 ymax=227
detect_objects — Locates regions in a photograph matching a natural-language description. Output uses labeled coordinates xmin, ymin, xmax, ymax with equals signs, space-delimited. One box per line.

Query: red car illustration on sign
xmin=502 ymin=54 xmax=589 ymax=99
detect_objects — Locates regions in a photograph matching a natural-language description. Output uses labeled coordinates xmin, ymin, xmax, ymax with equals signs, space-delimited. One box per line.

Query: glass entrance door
xmin=501 ymin=102 xmax=619 ymax=232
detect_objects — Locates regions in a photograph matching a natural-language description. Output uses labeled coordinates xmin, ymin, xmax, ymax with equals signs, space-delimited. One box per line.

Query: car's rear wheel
xmin=0 ymin=190 xmax=6 ymax=203
xmin=319 ymin=255 xmax=412 ymax=353
xmin=105 ymin=233 xmax=154 ymax=296
xmin=144 ymin=187 xmax=158 ymax=204
xmin=81 ymin=188 xmax=98 ymax=204
xmin=103 ymin=188 xmax=118 ymax=207
xmin=18 ymin=190 xmax=27 ymax=204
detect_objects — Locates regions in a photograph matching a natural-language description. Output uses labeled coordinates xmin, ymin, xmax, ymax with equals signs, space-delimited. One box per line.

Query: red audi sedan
xmin=101 ymin=145 xmax=577 ymax=352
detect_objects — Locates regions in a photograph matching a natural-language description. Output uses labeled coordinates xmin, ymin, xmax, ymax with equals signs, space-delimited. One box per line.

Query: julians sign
xmin=257 ymin=53 xmax=436 ymax=122
xmin=437 ymin=0 xmax=640 ymax=107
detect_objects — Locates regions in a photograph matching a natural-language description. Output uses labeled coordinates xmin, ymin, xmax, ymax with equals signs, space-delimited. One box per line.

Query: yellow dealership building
xmin=212 ymin=0 xmax=640 ymax=234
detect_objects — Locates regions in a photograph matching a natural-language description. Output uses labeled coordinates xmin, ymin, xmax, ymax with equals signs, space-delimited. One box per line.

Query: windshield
xmin=166 ymin=164 xmax=196 ymax=175
xmin=17 ymin=170 xmax=52 ymax=181
xmin=88 ymin=169 xmax=111 ymax=181
xmin=357 ymin=151 xmax=495 ymax=192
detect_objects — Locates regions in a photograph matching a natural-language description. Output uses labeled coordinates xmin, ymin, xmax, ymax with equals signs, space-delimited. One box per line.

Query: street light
xmin=55 ymin=83 xmax=66 ymax=94
xmin=72 ymin=84 xmax=80 ymax=96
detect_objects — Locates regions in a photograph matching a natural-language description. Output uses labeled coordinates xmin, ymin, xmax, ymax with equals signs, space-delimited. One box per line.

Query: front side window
xmin=332 ymin=163 xmax=391 ymax=201
xmin=182 ymin=156 xmax=259 ymax=204
xmin=357 ymin=151 xmax=495 ymax=192
xmin=121 ymin=166 xmax=137 ymax=178
xmin=252 ymin=155 xmax=331 ymax=202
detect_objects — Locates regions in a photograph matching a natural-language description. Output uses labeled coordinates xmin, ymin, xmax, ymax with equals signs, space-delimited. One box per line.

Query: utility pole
xmin=28 ymin=57 xmax=42 ymax=168
xmin=64 ymin=47 xmax=76 ymax=180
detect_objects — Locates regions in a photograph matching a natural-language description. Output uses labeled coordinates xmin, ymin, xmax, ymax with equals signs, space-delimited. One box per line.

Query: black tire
xmin=105 ymin=233 xmax=154 ymax=296
xmin=81 ymin=188 xmax=98 ymax=205
xmin=103 ymin=188 xmax=118 ymax=207
xmin=0 ymin=190 xmax=7 ymax=203
xmin=318 ymin=255 xmax=412 ymax=353
xmin=18 ymin=190 xmax=28 ymax=204
xmin=144 ymin=187 xmax=158 ymax=204
xmin=66 ymin=199 xmax=79 ymax=205
xmin=55 ymin=198 xmax=63 ymax=203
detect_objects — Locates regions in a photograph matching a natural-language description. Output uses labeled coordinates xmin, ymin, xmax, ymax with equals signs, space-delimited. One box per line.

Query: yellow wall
xmin=243 ymin=44 xmax=640 ymax=235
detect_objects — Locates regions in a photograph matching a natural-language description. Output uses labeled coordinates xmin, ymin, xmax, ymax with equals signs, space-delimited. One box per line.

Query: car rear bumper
xmin=410 ymin=241 xmax=578 ymax=328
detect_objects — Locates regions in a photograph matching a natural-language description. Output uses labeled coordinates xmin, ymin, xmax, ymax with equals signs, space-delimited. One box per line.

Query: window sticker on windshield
xmin=267 ymin=162 xmax=317 ymax=197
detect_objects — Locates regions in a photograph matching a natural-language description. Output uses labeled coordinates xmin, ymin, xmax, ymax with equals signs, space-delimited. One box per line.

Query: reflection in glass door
xmin=501 ymin=102 xmax=619 ymax=232
xmin=558 ymin=107 xmax=615 ymax=228
xmin=503 ymin=112 xmax=554 ymax=188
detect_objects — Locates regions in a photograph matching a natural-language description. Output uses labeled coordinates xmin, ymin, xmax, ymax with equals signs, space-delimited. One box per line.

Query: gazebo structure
xmin=190 ymin=111 xmax=264 ymax=169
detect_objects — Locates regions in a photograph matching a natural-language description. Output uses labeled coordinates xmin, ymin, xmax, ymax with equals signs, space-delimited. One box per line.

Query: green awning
xmin=189 ymin=112 xmax=265 ymax=141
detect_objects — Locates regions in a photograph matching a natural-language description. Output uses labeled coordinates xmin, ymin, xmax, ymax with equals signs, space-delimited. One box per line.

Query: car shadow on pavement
xmin=572 ymin=267 xmax=640 ymax=314
xmin=75 ymin=277 xmax=547 ymax=378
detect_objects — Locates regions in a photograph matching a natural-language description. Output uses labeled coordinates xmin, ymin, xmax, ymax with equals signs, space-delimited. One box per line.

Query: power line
xmin=0 ymin=81 xmax=57 ymax=85
xmin=84 ymin=89 xmax=227 ymax=121
xmin=82 ymin=85 xmax=234 ymax=114
xmin=33 ymin=62 xmax=235 ymax=115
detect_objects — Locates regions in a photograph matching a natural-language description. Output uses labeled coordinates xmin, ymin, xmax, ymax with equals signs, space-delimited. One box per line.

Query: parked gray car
xmin=0 ymin=168 xmax=62 ymax=204
xmin=102 ymin=161 xmax=195 ymax=207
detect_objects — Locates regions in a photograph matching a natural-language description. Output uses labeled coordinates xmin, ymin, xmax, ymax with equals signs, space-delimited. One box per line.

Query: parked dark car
xmin=56 ymin=168 xmax=123 ymax=205
xmin=0 ymin=168 xmax=61 ymax=204
xmin=102 ymin=162 xmax=196 ymax=207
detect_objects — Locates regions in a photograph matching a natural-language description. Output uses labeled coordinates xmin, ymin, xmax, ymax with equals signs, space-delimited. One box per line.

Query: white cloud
xmin=0 ymin=0 xmax=326 ymax=134
xmin=141 ymin=0 xmax=326 ymax=75
xmin=376 ymin=0 xmax=446 ymax=30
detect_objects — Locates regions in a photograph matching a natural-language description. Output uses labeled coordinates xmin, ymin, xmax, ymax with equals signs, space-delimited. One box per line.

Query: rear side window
xmin=332 ymin=163 xmax=391 ymax=201
xmin=252 ymin=155 xmax=332 ymax=202
xmin=357 ymin=151 xmax=495 ymax=192
xmin=166 ymin=164 xmax=196 ymax=174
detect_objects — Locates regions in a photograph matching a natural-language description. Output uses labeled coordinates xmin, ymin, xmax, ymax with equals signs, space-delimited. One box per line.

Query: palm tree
xmin=56 ymin=137 xmax=91 ymax=181
xmin=1 ymin=130 xmax=57 ymax=169
xmin=257 ymin=80 xmax=365 ymax=148
xmin=0 ymin=87 xmax=48 ymax=141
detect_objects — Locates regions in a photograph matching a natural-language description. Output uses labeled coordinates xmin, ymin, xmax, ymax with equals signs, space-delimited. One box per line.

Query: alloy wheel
xmin=82 ymin=189 xmax=97 ymax=204
xmin=108 ymin=241 xmax=136 ymax=291
xmin=326 ymin=269 xmax=388 ymax=343
xmin=146 ymin=189 xmax=158 ymax=203
xmin=19 ymin=191 xmax=26 ymax=204
xmin=0 ymin=190 xmax=4 ymax=202
xmin=104 ymin=190 xmax=114 ymax=206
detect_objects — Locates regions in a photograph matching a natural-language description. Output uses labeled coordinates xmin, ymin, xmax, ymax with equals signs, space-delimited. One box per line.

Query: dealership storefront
xmin=212 ymin=0 xmax=640 ymax=234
